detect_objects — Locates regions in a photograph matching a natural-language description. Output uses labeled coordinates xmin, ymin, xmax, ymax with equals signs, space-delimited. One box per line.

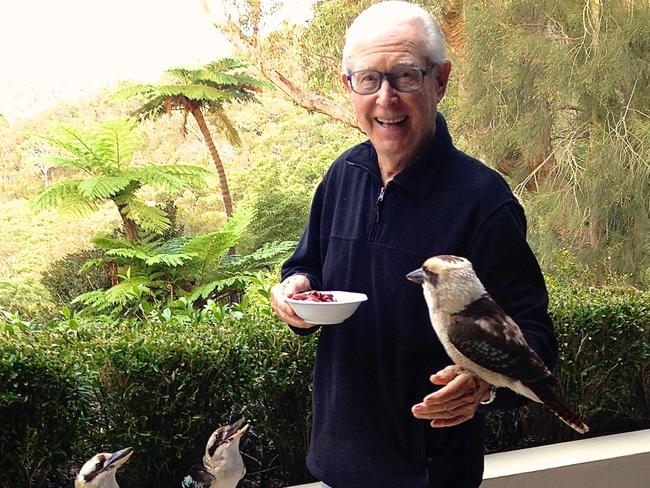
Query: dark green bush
xmin=0 ymin=291 xmax=316 ymax=488
xmin=0 ymin=316 xmax=94 ymax=487
xmin=486 ymin=280 xmax=650 ymax=452
xmin=1 ymin=280 xmax=648 ymax=487
xmin=40 ymin=248 xmax=112 ymax=306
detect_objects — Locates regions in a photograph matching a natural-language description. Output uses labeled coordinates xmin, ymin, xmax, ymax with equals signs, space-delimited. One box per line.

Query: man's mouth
xmin=376 ymin=116 xmax=407 ymax=127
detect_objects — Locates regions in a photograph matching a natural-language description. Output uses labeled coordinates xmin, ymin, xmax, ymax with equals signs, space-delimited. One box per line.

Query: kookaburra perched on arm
xmin=182 ymin=417 xmax=250 ymax=488
xmin=407 ymin=255 xmax=589 ymax=434
xmin=74 ymin=447 xmax=133 ymax=488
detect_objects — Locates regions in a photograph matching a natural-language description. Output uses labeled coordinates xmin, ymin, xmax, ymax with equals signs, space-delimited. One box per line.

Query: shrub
xmin=40 ymin=248 xmax=112 ymax=306
xmin=1 ymin=280 xmax=648 ymax=487
xmin=0 ymin=278 xmax=57 ymax=321
xmin=485 ymin=280 xmax=650 ymax=452
xmin=0 ymin=283 xmax=316 ymax=488
xmin=0 ymin=315 xmax=94 ymax=487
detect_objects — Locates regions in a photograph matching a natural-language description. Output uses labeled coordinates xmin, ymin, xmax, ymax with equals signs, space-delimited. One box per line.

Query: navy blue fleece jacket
xmin=281 ymin=114 xmax=557 ymax=488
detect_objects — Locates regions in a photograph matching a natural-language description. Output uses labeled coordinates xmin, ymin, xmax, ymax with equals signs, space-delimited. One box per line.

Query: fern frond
xmin=155 ymin=84 xmax=228 ymax=103
xmin=77 ymin=175 xmax=133 ymax=199
xmin=114 ymin=84 xmax=157 ymax=100
xmin=39 ymin=155 xmax=95 ymax=173
xmin=91 ymin=236 xmax=133 ymax=251
xmin=104 ymin=247 xmax=151 ymax=262
xmin=38 ymin=130 xmax=100 ymax=173
xmin=209 ymin=108 xmax=242 ymax=147
xmin=72 ymin=290 xmax=112 ymax=311
xmin=164 ymin=68 xmax=196 ymax=82
xmin=122 ymin=200 xmax=171 ymax=234
xmin=221 ymin=240 xmax=297 ymax=273
xmin=92 ymin=120 xmax=140 ymax=168
xmin=144 ymin=252 xmax=197 ymax=267
xmin=127 ymin=164 xmax=209 ymax=192
xmin=59 ymin=197 xmax=102 ymax=218
xmin=32 ymin=181 xmax=82 ymax=211
xmin=78 ymin=257 xmax=109 ymax=274
xmin=187 ymin=275 xmax=251 ymax=302
xmin=182 ymin=209 xmax=254 ymax=279
xmin=203 ymin=58 xmax=249 ymax=72
xmin=48 ymin=126 xmax=112 ymax=171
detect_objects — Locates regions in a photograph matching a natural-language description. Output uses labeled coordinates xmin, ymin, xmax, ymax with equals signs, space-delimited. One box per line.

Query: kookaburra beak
xmin=406 ymin=268 xmax=425 ymax=284
xmin=105 ymin=447 xmax=134 ymax=471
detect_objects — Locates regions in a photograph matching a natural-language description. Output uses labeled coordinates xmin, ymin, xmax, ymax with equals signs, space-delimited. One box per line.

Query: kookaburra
xmin=75 ymin=447 xmax=133 ymax=488
xmin=406 ymin=255 xmax=589 ymax=434
xmin=182 ymin=417 xmax=250 ymax=488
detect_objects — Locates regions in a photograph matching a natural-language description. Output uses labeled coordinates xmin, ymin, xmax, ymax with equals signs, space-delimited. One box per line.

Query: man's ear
xmin=341 ymin=73 xmax=353 ymax=93
xmin=435 ymin=61 xmax=452 ymax=100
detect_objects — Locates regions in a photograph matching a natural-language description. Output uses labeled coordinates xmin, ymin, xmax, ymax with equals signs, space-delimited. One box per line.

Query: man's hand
xmin=411 ymin=365 xmax=493 ymax=428
xmin=270 ymin=274 xmax=316 ymax=329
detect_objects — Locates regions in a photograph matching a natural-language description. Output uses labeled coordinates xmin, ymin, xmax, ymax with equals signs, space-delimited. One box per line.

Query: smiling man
xmin=271 ymin=2 xmax=557 ymax=487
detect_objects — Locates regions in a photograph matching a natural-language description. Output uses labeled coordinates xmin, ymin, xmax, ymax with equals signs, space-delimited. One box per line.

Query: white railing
xmin=286 ymin=429 xmax=650 ymax=488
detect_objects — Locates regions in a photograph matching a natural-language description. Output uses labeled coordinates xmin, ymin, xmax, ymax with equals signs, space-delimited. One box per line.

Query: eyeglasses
xmin=347 ymin=65 xmax=435 ymax=95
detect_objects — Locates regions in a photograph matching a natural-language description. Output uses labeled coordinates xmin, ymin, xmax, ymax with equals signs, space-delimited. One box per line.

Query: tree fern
xmin=182 ymin=209 xmax=254 ymax=280
xmin=117 ymin=57 xmax=267 ymax=218
xmin=33 ymin=119 xmax=209 ymax=240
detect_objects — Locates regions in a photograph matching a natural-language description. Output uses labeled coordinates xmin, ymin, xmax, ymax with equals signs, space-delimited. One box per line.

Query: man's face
xmin=342 ymin=19 xmax=451 ymax=169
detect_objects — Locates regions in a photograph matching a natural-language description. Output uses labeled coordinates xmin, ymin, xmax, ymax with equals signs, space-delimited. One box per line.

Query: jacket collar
xmin=345 ymin=112 xmax=454 ymax=196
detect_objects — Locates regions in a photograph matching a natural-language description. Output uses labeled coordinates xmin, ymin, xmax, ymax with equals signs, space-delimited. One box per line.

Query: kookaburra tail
xmin=406 ymin=255 xmax=589 ymax=434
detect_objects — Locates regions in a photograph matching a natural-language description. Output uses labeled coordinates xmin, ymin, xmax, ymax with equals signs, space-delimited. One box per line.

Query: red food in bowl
xmin=291 ymin=291 xmax=336 ymax=302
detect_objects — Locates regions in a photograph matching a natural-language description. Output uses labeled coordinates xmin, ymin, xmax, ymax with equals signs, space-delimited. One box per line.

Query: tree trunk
xmin=262 ymin=68 xmax=360 ymax=130
xmin=440 ymin=0 xmax=467 ymax=63
xmin=117 ymin=205 xmax=139 ymax=242
xmin=589 ymin=0 xmax=601 ymax=48
xmin=190 ymin=105 xmax=234 ymax=218
xmin=440 ymin=0 xmax=467 ymax=95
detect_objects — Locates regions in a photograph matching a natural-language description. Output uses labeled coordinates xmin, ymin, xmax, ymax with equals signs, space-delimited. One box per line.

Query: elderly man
xmin=271 ymin=2 xmax=557 ymax=487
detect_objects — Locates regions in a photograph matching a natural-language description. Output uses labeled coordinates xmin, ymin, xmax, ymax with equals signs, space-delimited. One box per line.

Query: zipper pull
xmin=375 ymin=186 xmax=385 ymax=224
xmin=377 ymin=186 xmax=385 ymax=204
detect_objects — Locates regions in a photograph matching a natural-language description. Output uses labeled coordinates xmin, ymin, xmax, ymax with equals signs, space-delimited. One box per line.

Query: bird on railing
xmin=182 ymin=417 xmax=250 ymax=488
xmin=74 ymin=447 xmax=133 ymax=488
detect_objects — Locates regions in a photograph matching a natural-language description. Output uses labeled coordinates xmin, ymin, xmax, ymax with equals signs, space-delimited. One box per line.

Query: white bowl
xmin=285 ymin=291 xmax=368 ymax=325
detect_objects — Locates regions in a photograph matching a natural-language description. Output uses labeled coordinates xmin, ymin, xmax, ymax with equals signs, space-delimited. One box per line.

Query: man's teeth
xmin=377 ymin=116 xmax=406 ymax=125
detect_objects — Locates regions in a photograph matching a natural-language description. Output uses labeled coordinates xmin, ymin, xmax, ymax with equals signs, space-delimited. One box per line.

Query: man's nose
xmin=376 ymin=78 xmax=398 ymax=104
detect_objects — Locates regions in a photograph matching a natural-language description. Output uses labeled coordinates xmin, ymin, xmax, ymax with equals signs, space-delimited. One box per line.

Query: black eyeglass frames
xmin=347 ymin=64 xmax=436 ymax=95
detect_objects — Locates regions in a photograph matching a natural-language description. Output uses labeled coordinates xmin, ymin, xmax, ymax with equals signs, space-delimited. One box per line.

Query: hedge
xmin=1 ymin=282 xmax=648 ymax=487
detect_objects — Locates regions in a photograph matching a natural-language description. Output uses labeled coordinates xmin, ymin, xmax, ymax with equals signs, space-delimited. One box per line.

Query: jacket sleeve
xmin=281 ymin=180 xmax=326 ymax=289
xmin=280 ymin=181 xmax=327 ymax=336
xmin=467 ymin=199 xmax=558 ymax=411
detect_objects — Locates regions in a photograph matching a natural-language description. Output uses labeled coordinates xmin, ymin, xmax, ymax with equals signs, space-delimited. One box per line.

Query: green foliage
xmin=0 ymin=279 xmax=316 ymax=487
xmin=544 ymin=279 xmax=650 ymax=440
xmin=2 ymin=279 xmax=648 ymax=486
xmin=116 ymin=58 xmax=268 ymax=138
xmin=0 ymin=315 xmax=94 ymax=487
xmin=232 ymin=98 xmax=364 ymax=253
xmin=459 ymin=0 xmax=650 ymax=285
xmin=73 ymin=210 xmax=295 ymax=315
xmin=40 ymin=248 xmax=112 ymax=306
xmin=486 ymin=280 xmax=650 ymax=451
xmin=31 ymin=119 xmax=210 ymax=237
xmin=0 ymin=278 xmax=57 ymax=321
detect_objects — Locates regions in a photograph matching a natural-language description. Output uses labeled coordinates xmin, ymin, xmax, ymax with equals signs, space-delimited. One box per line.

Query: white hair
xmin=341 ymin=1 xmax=448 ymax=74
